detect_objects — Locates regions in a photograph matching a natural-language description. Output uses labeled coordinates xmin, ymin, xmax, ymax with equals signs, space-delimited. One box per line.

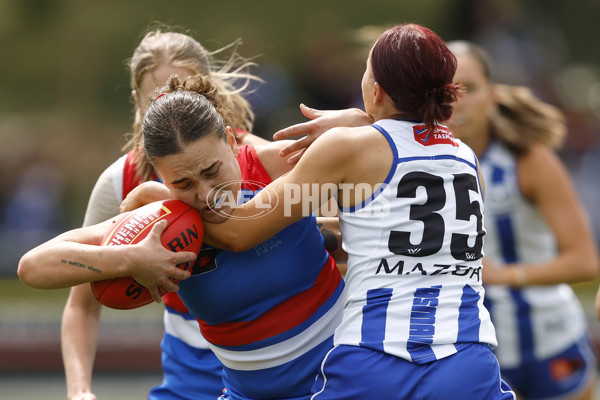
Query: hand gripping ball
xmin=91 ymin=200 xmax=203 ymax=310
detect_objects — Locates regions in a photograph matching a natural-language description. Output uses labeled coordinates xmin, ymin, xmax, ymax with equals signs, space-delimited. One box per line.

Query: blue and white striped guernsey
xmin=335 ymin=119 xmax=497 ymax=363
xmin=479 ymin=140 xmax=588 ymax=368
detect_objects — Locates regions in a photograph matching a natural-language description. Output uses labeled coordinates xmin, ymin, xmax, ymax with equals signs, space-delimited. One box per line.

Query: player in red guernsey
xmin=59 ymin=27 xmax=266 ymax=400
xmin=18 ymin=73 xmax=351 ymax=400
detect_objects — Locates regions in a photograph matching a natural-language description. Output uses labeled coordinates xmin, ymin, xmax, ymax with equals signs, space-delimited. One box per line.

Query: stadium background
xmin=1 ymin=0 xmax=599 ymax=398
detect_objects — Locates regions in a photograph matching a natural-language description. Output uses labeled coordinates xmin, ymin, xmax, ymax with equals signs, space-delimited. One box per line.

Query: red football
xmin=91 ymin=200 xmax=203 ymax=310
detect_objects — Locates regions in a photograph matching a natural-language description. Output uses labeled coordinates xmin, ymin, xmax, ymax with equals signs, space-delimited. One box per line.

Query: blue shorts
xmin=500 ymin=334 xmax=596 ymax=400
xmin=311 ymin=343 xmax=515 ymax=400
xmin=217 ymin=336 xmax=335 ymax=400
xmin=148 ymin=333 xmax=224 ymax=400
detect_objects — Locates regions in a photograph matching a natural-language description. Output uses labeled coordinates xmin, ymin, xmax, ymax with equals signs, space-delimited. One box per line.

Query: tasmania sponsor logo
xmin=413 ymin=124 xmax=458 ymax=147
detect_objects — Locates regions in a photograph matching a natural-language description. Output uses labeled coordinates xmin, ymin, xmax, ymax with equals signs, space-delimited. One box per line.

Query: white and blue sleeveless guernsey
xmin=480 ymin=140 xmax=592 ymax=372
xmin=334 ymin=119 xmax=497 ymax=362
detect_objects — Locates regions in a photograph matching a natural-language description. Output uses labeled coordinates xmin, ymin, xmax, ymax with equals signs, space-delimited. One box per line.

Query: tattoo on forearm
xmin=61 ymin=259 xmax=102 ymax=274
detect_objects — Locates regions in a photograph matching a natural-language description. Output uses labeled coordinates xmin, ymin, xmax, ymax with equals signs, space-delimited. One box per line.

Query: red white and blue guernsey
xmin=84 ymin=150 xmax=224 ymax=400
xmin=174 ymin=145 xmax=346 ymax=400
xmin=311 ymin=119 xmax=513 ymax=399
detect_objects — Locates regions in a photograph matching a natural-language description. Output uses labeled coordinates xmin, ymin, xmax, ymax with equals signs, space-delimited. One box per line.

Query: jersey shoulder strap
xmin=122 ymin=149 xmax=159 ymax=198
xmin=236 ymin=144 xmax=273 ymax=186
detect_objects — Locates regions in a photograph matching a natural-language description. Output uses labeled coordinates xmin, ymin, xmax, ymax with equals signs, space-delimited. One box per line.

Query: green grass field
xmin=0 ymin=276 xmax=166 ymax=398
xmin=0 ymin=276 xmax=165 ymax=329
xmin=2 ymin=276 xmax=600 ymax=399
xmin=2 ymin=275 xmax=598 ymax=329
xmin=0 ymin=276 xmax=70 ymax=303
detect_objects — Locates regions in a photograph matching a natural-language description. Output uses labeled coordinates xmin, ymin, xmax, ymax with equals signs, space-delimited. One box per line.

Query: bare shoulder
xmin=518 ymin=143 xmax=570 ymax=200
xmin=302 ymin=126 xmax=380 ymax=162
xmin=308 ymin=125 xmax=392 ymax=164
xmin=520 ymin=143 xmax=558 ymax=164
xmin=319 ymin=125 xmax=383 ymax=149
xmin=518 ymin=143 xmax=566 ymax=179
xmin=254 ymin=127 xmax=371 ymax=176
xmin=254 ymin=140 xmax=297 ymax=178
xmin=312 ymin=126 xmax=393 ymax=185
xmin=254 ymin=139 xmax=290 ymax=159
xmin=239 ymin=132 xmax=270 ymax=146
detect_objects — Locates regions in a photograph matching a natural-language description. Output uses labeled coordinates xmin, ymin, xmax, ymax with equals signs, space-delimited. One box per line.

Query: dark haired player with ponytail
xmin=18 ymin=69 xmax=349 ymax=400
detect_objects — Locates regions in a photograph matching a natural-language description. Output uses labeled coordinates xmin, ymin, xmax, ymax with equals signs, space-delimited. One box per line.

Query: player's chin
xmin=200 ymin=207 xmax=231 ymax=224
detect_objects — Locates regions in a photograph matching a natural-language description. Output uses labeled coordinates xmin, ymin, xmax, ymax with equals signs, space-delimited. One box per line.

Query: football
xmin=91 ymin=200 xmax=203 ymax=310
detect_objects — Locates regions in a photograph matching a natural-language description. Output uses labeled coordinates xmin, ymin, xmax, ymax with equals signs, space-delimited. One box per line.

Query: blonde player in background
xmin=18 ymin=71 xmax=349 ymax=400
xmin=445 ymin=40 xmax=598 ymax=400
xmin=60 ymin=26 xmax=266 ymax=400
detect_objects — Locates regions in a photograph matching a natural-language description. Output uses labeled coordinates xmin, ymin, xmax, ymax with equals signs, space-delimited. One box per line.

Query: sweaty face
xmin=137 ymin=64 xmax=196 ymax=114
xmin=153 ymin=131 xmax=241 ymax=224
xmin=446 ymin=53 xmax=496 ymax=152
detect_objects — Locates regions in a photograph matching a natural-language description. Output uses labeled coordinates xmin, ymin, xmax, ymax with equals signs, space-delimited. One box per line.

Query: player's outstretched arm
xmin=272 ymin=104 xmax=372 ymax=165
xmin=203 ymin=127 xmax=358 ymax=251
xmin=17 ymin=219 xmax=194 ymax=300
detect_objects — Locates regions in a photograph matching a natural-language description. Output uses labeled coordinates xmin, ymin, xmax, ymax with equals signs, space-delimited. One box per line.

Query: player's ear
xmin=373 ymin=82 xmax=386 ymax=104
xmin=226 ymin=126 xmax=239 ymax=157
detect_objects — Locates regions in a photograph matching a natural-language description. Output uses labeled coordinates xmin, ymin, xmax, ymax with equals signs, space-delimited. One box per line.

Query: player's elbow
xmin=584 ymin=264 xmax=599 ymax=282
xmin=206 ymin=229 xmax=256 ymax=253
xmin=17 ymin=252 xmax=44 ymax=289
xmin=571 ymin=243 xmax=600 ymax=282
xmin=230 ymin=241 xmax=256 ymax=253
xmin=218 ymin=234 xmax=255 ymax=253
xmin=584 ymin=247 xmax=600 ymax=281
xmin=221 ymin=243 xmax=246 ymax=252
